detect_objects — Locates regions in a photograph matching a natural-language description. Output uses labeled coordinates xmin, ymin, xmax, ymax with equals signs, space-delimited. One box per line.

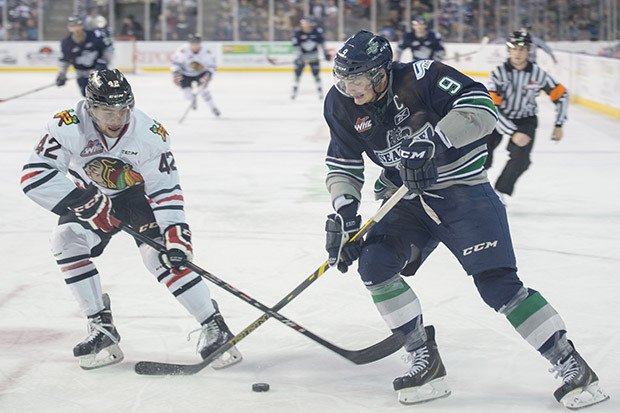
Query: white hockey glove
xmin=172 ymin=71 xmax=183 ymax=87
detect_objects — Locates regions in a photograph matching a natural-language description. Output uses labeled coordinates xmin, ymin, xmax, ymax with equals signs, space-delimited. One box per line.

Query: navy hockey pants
xmin=358 ymin=182 xmax=523 ymax=310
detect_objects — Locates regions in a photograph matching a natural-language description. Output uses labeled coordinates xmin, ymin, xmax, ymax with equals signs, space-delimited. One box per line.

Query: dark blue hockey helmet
xmin=67 ymin=15 xmax=84 ymax=27
xmin=507 ymin=30 xmax=532 ymax=48
xmin=334 ymin=31 xmax=392 ymax=79
xmin=86 ymin=69 xmax=135 ymax=109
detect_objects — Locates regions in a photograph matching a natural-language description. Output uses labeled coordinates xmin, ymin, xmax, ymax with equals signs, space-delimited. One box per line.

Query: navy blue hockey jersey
xmin=397 ymin=31 xmax=445 ymax=61
xmin=59 ymin=30 xmax=111 ymax=71
xmin=324 ymin=60 xmax=497 ymax=200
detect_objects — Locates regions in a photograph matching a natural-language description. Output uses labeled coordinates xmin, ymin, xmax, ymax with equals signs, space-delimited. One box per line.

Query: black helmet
xmin=188 ymin=33 xmax=201 ymax=43
xmin=85 ymin=69 xmax=134 ymax=109
xmin=412 ymin=16 xmax=429 ymax=26
xmin=333 ymin=30 xmax=392 ymax=80
xmin=67 ymin=15 xmax=84 ymax=27
xmin=507 ymin=30 xmax=532 ymax=48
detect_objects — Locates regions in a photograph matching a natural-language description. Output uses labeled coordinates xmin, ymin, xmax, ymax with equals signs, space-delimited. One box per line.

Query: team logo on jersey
xmin=354 ymin=116 xmax=372 ymax=133
xmin=80 ymin=139 xmax=104 ymax=157
xmin=54 ymin=109 xmax=80 ymax=126
xmin=190 ymin=61 xmax=205 ymax=71
xmin=149 ymin=120 xmax=169 ymax=142
xmin=373 ymin=122 xmax=434 ymax=167
xmin=83 ymin=157 xmax=144 ymax=190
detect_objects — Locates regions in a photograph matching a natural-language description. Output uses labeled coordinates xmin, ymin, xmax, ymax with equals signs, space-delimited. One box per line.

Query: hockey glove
xmin=294 ymin=56 xmax=304 ymax=67
xmin=68 ymin=184 xmax=117 ymax=233
xmin=324 ymin=50 xmax=332 ymax=61
xmin=199 ymin=72 xmax=212 ymax=86
xmin=56 ymin=72 xmax=67 ymax=87
xmin=173 ymin=71 xmax=183 ymax=87
xmin=325 ymin=202 xmax=362 ymax=273
xmin=160 ymin=223 xmax=193 ymax=270
xmin=399 ymin=138 xmax=438 ymax=194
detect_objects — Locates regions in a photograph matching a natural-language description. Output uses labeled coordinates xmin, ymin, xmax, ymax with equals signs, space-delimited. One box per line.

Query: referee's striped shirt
xmin=487 ymin=61 xmax=569 ymax=135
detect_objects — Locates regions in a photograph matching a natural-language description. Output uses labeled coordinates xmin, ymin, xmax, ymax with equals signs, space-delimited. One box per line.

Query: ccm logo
xmin=463 ymin=240 xmax=498 ymax=256
xmin=401 ymin=150 xmax=427 ymax=159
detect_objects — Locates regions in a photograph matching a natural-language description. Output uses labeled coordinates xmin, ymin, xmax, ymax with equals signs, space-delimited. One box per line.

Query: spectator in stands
xmin=121 ymin=15 xmax=144 ymax=40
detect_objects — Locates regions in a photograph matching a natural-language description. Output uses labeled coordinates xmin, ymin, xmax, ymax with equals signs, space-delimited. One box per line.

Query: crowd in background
xmin=0 ymin=0 xmax=615 ymax=45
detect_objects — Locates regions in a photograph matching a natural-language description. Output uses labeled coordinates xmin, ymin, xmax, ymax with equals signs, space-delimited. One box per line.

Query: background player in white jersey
xmin=20 ymin=69 xmax=241 ymax=370
xmin=483 ymin=31 xmax=568 ymax=201
xmin=394 ymin=16 xmax=445 ymax=62
xmin=170 ymin=34 xmax=220 ymax=117
xmin=291 ymin=16 xmax=331 ymax=100
xmin=56 ymin=15 xmax=113 ymax=96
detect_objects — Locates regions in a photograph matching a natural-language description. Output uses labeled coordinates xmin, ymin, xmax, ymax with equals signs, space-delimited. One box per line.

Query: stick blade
xmin=344 ymin=332 xmax=405 ymax=365
xmin=134 ymin=359 xmax=209 ymax=376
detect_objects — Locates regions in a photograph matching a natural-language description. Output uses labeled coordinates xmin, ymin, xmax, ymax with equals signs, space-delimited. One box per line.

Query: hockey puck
xmin=252 ymin=383 xmax=270 ymax=392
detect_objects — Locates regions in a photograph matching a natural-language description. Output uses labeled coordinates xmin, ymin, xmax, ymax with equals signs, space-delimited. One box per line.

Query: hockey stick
xmin=133 ymin=185 xmax=410 ymax=375
xmin=0 ymin=82 xmax=56 ymax=103
xmin=178 ymin=86 xmax=204 ymax=124
xmin=443 ymin=36 xmax=489 ymax=62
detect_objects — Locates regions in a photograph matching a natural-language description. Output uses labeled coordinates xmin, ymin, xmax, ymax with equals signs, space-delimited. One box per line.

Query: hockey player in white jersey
xmin=171 ymin=34 xmax=220 ymax=117
xmin=20 ymin=69 xmax=241 ymax=370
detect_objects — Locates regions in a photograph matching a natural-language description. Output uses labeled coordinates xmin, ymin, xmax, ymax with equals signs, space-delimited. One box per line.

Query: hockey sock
xmin=139 ymin=243 xmax=215 ymax=323
xmin=182 ymin=87 xmax=193 ymax=101
xmin=501 ymin=288 xmax=572 ymax=363
xmin=199 ymin=89 xmax=217 ymax=109
xmin=367 ymin=275 xmax=426 ymax=351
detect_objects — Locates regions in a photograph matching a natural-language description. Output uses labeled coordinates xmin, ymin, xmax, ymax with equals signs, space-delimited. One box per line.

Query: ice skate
xmin=211 ymin=107 xmax=221 ymax=117
xmin=73 ymin=293 xmax=124 ymax=370
xmin=393 ymin=325 xmax=451 ymax=405
xmin=196 ymin=300 xmax=242 ymax=369
xmin=191 ymin=96 xmax=197 ymax=110
xmin=291 ymin=85 xmax=298 ymax=100
xmin=550 ymin=343 xmax=609 ymax=410
xmin=317 ymin=86 xmax=323 ymax=100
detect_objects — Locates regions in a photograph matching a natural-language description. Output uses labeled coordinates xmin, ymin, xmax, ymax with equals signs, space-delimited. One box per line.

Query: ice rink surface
xmin=0 ymin=70 xmax=619 ymax=413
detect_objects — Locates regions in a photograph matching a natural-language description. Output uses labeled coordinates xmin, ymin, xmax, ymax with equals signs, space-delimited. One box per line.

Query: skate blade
xmin=559 ymin=382 xmax=610 ymax=410
xmin=211 ymin=346 xmax=243 ymax=370
xmin=78 ymin=344 xmax=124 ymax=370
xmin=398 ymin=377 xmax=451 ymax=405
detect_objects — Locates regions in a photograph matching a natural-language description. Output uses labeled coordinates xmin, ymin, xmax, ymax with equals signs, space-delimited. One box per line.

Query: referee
xmin=483 ymin=30 xmax=569 ymax=201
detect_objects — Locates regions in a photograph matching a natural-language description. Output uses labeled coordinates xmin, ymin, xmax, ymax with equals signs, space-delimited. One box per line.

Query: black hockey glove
xmin=399 ymin=138 xmax=438 ymax=194
xmin=68 ymin=184 xmax=117 ymax=233
xmin=325 ymin=202 xmax=362 ymax=273
xmin=324 ymin=50 xmax=332 ymax=61
xmin=294 ymin=56 xmax=304 ymax=67
xmin=56 ymin=72 xmax=67 ymax=87
xmin=160 ymin=223 xmax=193 ymax=270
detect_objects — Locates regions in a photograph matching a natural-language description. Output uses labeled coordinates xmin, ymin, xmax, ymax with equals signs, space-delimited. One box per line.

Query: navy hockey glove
xmin=324 ymin=50 xmax=332 ymax=61
xmin=325 ymin=202 xmax=362 ymax=273
xmin=160 ymin=223 xmax=193 ymax=270
xmin=56 ymin=72 xmax=67 ymax=87
xmin=399 ymin=138 xmax=438 ymax=194
xmin=68 ymin=184 xmax=117 ymax=233
xmin=294 ymin=56 xmax=304 ymax=67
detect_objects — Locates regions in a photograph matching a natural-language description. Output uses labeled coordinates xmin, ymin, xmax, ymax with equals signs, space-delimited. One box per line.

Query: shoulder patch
xmin=149 ymin=120 xmax=169 ymax=142
xmin=412 ymin=60 xmax=433 ymax=80
xmin=53 ymin=109 xmax=80 ymax=126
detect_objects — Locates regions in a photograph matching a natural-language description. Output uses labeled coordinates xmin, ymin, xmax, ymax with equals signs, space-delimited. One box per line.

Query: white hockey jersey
xmin=21 ymin=100 xmax=186 ymax=230
xmin=170 ymin=45 xmax=217 ymax=77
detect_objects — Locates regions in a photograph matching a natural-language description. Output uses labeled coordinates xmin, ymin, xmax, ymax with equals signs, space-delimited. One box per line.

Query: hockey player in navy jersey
xmin=322 ymin=30 xmax=608 ymax=409
xmin=56 ymin=15 xmax=113 ymax=96
xmin=394 ymin=16 xmax=445 ymax=62
xmin=171 ymin=33 xmax=221 ymax=117
xmin=291 ymin=17 xmax=331 ymax=100
xmin=21 ymin=69 xmax=241 ymax=370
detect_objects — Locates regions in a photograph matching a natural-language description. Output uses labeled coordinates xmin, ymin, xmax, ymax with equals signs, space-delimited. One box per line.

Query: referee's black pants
xmin=484 ymin=116 xmax=538 ymax=196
